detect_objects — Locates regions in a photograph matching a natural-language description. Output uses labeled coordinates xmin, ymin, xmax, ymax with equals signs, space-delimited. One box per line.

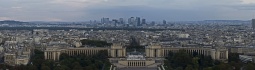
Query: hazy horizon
xmin=1 ymin=0 xmax=255 ymax=22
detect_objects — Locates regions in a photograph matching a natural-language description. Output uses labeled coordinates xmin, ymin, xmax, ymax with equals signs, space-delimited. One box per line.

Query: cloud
xmin=0 ymin=0 xmax=254 ymax=21
xmin=0 ymin=17 xmax=12 ymax=20
xmin=49 ymin=0 xmax=103 ymax=8
xmin=241 ymin=0 xmax=255 ymax=4
xmin=11 ymin=7 xmax=22 ymax=9
xmin=85 ymin=6 xmax=219 ymax=21
xmin=230 ymin=4 xmax=255 ymax=10
xmin=46 ymin=18 xmax=62 ymax=21
xmin=103 ymin=0 xmax=108 ymax=2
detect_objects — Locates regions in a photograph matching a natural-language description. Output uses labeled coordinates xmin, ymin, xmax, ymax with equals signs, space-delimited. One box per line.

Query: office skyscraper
xmin=112 ymin=19 xmax=118 ymax=24
xmin=128 ymin=17 xmax=135 ymax=25
xmin=163 ymin=20 xmax=167 ymax=25
xmin=252 ymin=19 xmax=255 ymax=29
xmin=119 ymin=18 xmax=124 ymax=24
xmin=142 ymin=19 xmax=146 ymax=25
xmin=101 ymin=17 xmax=110 ymax=24
xmin=136 ymin=17 xmax=141 ymax=26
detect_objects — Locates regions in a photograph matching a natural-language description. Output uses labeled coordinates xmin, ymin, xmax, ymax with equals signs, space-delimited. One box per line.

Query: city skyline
xmin=1 ymin=0 xmax=255 ymax=69
xmin=0 ymin=0 xmax=255 ymax=21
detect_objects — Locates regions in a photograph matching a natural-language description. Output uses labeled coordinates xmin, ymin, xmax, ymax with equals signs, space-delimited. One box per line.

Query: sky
xmin=0 ymin=0 xmax=255 ymax=21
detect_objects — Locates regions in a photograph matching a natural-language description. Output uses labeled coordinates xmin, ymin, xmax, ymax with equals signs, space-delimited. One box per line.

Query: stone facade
xmin=145 ymin=45 xmax=228 ymax=61
xmin=44 ymin=44 xmax=229 ymax=67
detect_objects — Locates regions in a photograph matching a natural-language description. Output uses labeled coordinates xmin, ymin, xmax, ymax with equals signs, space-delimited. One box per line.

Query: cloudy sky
xmin=0 ymin=0 xmax=255 ymax=21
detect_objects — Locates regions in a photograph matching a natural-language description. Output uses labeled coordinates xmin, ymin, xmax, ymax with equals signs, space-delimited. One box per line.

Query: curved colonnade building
xmin=44 ymin=44 xmax=228 ymax=68
xmin=145 ymin=44 xmax=228 ymax=61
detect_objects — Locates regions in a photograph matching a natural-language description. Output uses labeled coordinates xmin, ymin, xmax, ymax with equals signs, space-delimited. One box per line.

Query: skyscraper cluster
xmin=101 ymin=17 xmax=145 ymax=27
xmin=100 ymin=17 xmax=167 ymax=27
xmin=127 ymin=17 xmax=142 ymax=27
xmin=101 ymin=17 xmax=110 ymax=24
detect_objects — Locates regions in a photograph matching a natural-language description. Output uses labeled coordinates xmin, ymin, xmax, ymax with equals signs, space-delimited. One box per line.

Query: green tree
xmin=85 ymin=66 xmax=94 ymax=70
xmin=72 ymin=66 xmax=83 ymax=70
xmin=60 ymin=65 xmax=71 ymax=70
xmin=164 ymin=65 xmax=173 ymax=70
xmin=59 ymin=53 xmax=69 ymax=61
xmin=185 ymin=65 xmax=194 ymax=70
xmin=229 ymin=61 xmax=242 ymax=70
xmin=42 ymin=60 xmax=55 ymax=69
xmin=228 ymin=53 xmax=240 ymax=63
xmin=27 ymin=65 xmax=38 ymax=70
xmin=41 ymin=66 xmax=51 ymax=70
xmin=204 ymin=67 xmax=213 ymax=70
xmin=200 ymin=55 xmax=214 ymax=67
xmin=172 ymin=50 xmax=192 ymax=67
xmin=54 ymin=67 xmax=64 ymax=70
xmin=30 ymin=49 xmax=45 ymax=69
xmin=176 ymin=67 xmax=183 ymax=70
xmin=167 ymin=51 xmax=174 ymax=60
xmin=72 ymin=62 xmax=81 ymax=69
xmin=213 ymin=63 xmax=232 ymax=70
xmin=244 ymin=63 xmax=255 ymax=70
xmin=3 ymin=50 xmax=110 ymax=70
xmin=192 ymin=57 xmax=199 ymax=70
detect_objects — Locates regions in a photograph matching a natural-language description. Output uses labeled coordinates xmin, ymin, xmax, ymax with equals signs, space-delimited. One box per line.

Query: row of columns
xmin=163 ymin=49 xmax=211 ymax=57
xmin=44 ymin=51 xmax=60 ymax=61
xmin=146 ymin=48 xmax=162 ymax=57
xmin=217 ymin=51 xmax=228 ymax=60
xmin=44 ymin=49 xmax=107 ymax=61
xmin=110 ymin=49 xmax=126 ymax=57
xmin=128 ymin=61 xmax=146 ymax=67
xmin=64 ymin=49 xmax=105 ymax=56
xmin=145 ymin=47 xmax=228 ymax=61
xmin=210 ymin=49 xmax=229 ymax=60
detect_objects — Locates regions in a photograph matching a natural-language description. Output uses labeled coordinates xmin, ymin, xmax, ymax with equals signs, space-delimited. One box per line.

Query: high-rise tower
xmin=128 ymin=17 xmax=135 ymax=25
xmin=142 ymin=19 xmax=146 ymax=25
xmin=136 ymin=17 xmax=141 ymax=26
xmin=119 ymin=18 xmax=124 ymax=24
xmin=163 ymin=20 xmax=167 ymax=25
xmin=252 ymin=19 xmax=255 ymax=29
xmin=101 ymin=17 xmax=110 ymax=24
